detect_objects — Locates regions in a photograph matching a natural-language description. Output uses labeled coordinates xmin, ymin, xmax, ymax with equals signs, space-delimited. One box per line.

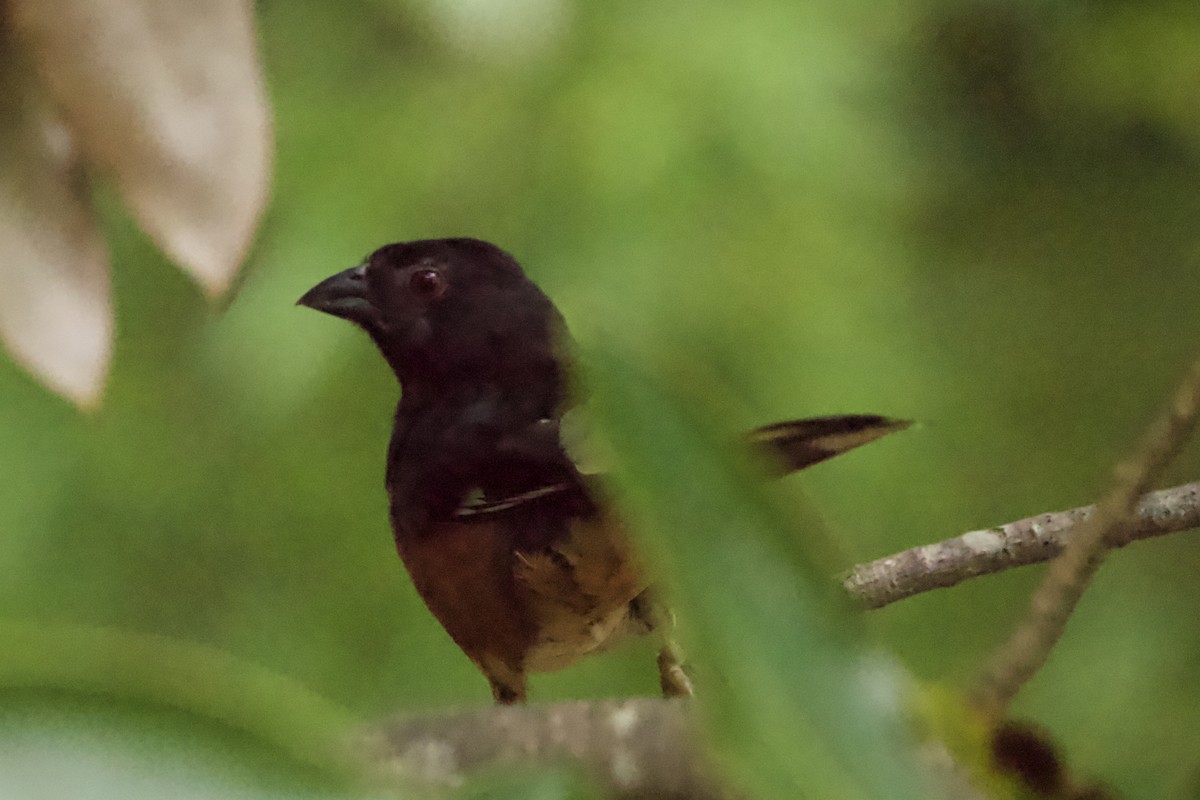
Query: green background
xmin=3 ymin=1 xmax=1199 ymax=797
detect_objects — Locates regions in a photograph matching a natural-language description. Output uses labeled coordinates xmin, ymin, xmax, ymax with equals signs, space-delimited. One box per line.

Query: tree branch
xmin=362 ymin=698 xmax=722 ymax=799
xmin=972 ymin=357 xmax=1200 ymax=710
xmin=363 ymin=698 xmax=988 ymax=800
xmin=842 ymin=480 xmax=1200 ymax=610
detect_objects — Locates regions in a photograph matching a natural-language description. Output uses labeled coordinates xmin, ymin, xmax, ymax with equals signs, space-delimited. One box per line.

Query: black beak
xmin=297 ymin=265 xmax=375 ymax=324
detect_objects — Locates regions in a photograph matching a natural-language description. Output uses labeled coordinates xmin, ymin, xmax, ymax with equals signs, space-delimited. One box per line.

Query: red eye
xmin=408 ymin=268 xmax=446 ymax=300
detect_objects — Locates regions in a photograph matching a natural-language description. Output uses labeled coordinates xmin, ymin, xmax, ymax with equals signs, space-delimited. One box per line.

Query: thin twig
xmin=972 ymin=357 xmax=1200 ymax=711
xmin=842 ymin=481 xmax=1200 ymax=609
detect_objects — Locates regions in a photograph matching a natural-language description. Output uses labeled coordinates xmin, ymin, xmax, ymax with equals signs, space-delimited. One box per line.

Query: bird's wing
xmin=443 ymin=413 xmax=646 ymax=672
xmin=453 ymin=413 xmax=595 ymax=519
xmin=454 ymin=413 xmax=910 ymax=519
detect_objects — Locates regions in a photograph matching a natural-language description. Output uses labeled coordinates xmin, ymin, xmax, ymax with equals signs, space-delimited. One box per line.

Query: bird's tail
xmin=747 ymin=414 xmax=911 ymax=476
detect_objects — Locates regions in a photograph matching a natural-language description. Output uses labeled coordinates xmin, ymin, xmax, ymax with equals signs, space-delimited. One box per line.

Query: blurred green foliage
xmin=587 ymin=342 xmax=927 ymax=799
xmin=2 ymin=0 xmax=1200 ymax=797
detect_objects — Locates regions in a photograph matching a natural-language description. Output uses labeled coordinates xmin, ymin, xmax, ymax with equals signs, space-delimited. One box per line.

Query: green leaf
xmin=584 ymin=337 xmax=927 ymax=800
xmin=0 ymin=622 xmax=361 ymax=783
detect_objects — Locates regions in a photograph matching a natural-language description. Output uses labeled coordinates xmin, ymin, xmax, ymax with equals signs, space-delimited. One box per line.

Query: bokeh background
xmin=3 ymin=1 xmax=1200 ymax=797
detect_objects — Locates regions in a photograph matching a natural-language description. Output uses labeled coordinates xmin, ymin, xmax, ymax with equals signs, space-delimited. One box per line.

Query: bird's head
xmin=298 ymin=238 xmax=566 ymax=392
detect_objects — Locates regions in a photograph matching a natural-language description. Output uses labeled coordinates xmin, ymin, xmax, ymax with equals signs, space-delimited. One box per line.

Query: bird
xmin=298 ymin=237 xmax=907 ymax=704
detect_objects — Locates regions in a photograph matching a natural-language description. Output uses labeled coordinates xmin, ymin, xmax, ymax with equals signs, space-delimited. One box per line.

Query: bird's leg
xmin=481 ymin=656 xmax=527 ymax=704
xmin=630 ymin=591 xmax=694 ymax=699
xmin=657 ymin=640 xmax=694 ymax=698
xmin=489 ymin=673 xmax=527 ymax=704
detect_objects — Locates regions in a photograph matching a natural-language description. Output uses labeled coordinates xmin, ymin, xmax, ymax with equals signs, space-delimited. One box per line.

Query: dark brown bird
xmin=298 ymin=238 xmax=907 ymax=703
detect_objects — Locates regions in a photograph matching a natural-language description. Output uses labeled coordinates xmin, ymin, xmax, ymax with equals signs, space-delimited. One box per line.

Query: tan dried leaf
xmin=9 ymin=0 xmax=272 ymax=297
xmin=0 ymin=40 xmax=112 ymax=408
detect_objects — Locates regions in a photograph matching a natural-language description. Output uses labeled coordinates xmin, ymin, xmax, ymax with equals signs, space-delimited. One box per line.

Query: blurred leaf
xmin=0 ymin=621 xmax=359 ymax=775
xmin=916 ymin=685 xmax=1112 ymax=800
xmin=0 ymin=697 xmax=362 ymax=800
xmin=918 ymin=685 xmax=1022 ymax=800
xmin=9 ymin=0 xmax=272 ymax=296
xmin=1054 ymin=7 xmax=1200 ymax=143
xmin=584 ymin=336 xmax=928 ymax=800
xmin=0 ymin=26 xmax=110 ymax=408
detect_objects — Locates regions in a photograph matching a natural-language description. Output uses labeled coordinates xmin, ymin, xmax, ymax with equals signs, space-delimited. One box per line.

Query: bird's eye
xmin=408 ymin=268 xmax=447 ymax=300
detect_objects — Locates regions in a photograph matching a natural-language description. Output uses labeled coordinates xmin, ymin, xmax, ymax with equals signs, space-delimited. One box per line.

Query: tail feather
xmin=457 ymin=413 xmax=910 ymax=519
xmin=748 ymin=414 xmax=911 ymax=476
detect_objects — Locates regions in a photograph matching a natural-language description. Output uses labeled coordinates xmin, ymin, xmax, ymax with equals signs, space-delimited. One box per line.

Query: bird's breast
xmin=395 ymin=517 xmax=537 ymax=676
xmin=396 ymin=508 xmax=649 ymax=676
